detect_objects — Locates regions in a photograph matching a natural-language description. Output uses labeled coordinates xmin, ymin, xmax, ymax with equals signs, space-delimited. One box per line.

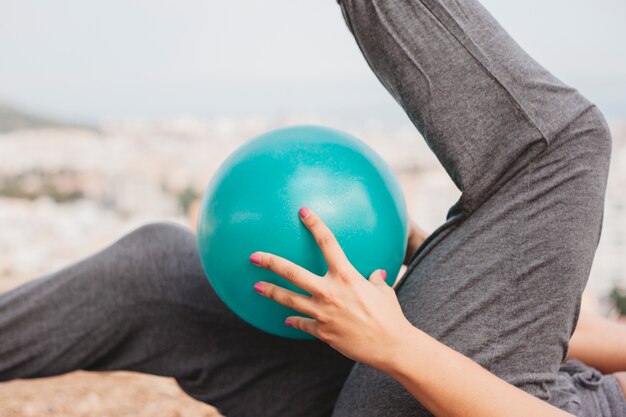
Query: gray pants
xmin=0 ymin=1 xmax=622 ymax=416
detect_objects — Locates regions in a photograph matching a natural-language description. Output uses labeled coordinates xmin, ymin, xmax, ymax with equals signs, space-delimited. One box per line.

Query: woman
xmin=0 ymin=0 xmax=620 ymax=416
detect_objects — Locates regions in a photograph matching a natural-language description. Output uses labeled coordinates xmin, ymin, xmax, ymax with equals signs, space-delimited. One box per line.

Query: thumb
xmin=369 ymin=269 xmax=388 ymax=286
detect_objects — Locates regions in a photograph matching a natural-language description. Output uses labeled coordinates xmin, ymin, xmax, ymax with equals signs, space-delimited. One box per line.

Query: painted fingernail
xmin=381 ymin=270 xmax=387 ymax=280
xmin=299 ymin=207 xmax=311 ymax=219
xmin=249 ymin=253 xmax=262 ymax=265
xmin=285 ymin=318 xmax=293 ymax=327
xmin=254 ymin=282 xmax=265 ymax=294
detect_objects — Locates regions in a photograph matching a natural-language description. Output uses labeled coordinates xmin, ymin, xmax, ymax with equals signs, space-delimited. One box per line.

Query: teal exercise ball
xmin=197 ymin=125 xmax=408 ymax=339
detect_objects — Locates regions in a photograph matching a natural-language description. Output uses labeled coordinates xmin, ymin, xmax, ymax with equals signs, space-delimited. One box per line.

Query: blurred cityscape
xmin=1 ymin=104 xmax=625 ymax=313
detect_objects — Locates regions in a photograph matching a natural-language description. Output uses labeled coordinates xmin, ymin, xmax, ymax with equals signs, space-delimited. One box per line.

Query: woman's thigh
xmin=130 ymin=224 xmax=357 ymax=417
xmin=0 ymin=222 xmax=354 ymax=417
xmin=332 ymin=107 xmax=611 ymax=416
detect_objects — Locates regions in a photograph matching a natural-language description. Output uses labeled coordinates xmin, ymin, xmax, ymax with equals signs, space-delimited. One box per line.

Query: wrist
xmin=374 ymin=319 xmax=424 ymax=375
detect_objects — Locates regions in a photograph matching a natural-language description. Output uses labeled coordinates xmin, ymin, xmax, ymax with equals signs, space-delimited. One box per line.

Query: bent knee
xmin=583 ymin=105 xmax=612 ymax=166
xmin=109 ymin=222 xmax=203 ymax=292
xmin=122 ymin=221 xmax=199 ymax=264
xmin=118 ymin=222 xmax=197 ymax=260
xmin=124 ymin=222 xmax=193 ymax=245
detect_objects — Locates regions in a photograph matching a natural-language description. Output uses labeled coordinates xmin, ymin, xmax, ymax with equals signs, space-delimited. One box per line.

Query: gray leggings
xmin=0 ymin=1 xmax=622 ymax=416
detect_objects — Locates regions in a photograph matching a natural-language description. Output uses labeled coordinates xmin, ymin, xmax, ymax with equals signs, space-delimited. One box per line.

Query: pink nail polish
xmin=381 ymin=270 xmax=387 ymax=280
xmin=299 ymin=207 xmax=311 ymax=219
xmin=285 ymin=318 xmax=293 ymax=327
xmin=254 ymin=282 xmax=265 ymax=294
xmin=249 ymin=253 xmax=262 ymax=265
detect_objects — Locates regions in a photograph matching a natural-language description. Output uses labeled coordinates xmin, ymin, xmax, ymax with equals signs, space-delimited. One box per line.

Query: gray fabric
xmin=551 ymin=360 xmax=626 ymax=417
xmin=0 ymin=223 xmax=355 ymax=417
xmin=334 ymin=0 xmax=615 ymax=415
xmin=0 ymin=0 xmax=620 ymax=416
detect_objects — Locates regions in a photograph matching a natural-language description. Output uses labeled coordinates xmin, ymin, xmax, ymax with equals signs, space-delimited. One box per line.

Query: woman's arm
xmin=568 ymin=309 xmax=626 ymax=374
xmin=251 ymin=208 xmax=573 ymax=417
xmin=381 ymin=325 xmax=572 ymax=417
xmin=403 ymin=220 xmax=428 ymax=265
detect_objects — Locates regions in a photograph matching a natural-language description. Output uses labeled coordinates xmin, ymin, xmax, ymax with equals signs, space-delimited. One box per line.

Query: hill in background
xmin=0 ymin=103 xmax=95 ymax=133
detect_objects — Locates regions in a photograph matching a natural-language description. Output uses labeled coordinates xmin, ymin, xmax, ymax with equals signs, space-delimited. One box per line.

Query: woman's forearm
xmin=378 ymin=324 xmax=573 ymax=417
xmin=568 ymin=310 xmax=626 ymax=373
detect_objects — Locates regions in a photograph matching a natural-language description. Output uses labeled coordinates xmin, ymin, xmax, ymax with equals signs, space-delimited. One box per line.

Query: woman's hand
xmin=250 ymin=208 xmax=574 ymax=417
xmin=250 ymin=207 xmax=413 ymax=370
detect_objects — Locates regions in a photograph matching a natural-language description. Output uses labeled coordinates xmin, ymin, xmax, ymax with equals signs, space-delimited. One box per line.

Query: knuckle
xmin=307 ymin=215 xmax=320 ymax=227
xmin=316 ymin=233 xmax=334 ymax=249
xmin=336 ymin=270 xmax=354 ymax=283
xmin=327 ymin=296 xmax=343 ymax=310
xmin=316 ymin=288 xmax=331 ymax=302
xmin=282 ymin=293 xmax=296 ymax=309
xmin=317 ymin=290 xmax=341 ymax=311
xmin=315 ymin=312 xmax=330 ymax=325
xmin=316 ymin=285 xmax=335 ymax=302
xmin=264 ymin=285 xmax=275 ymax=298
xmin=266 ymin=255 xmax=275 ymax=270
xmin=284 ymin=267 xmax=297 ymax=283
xmin=316 ymin=327 xmax=332 ymax=343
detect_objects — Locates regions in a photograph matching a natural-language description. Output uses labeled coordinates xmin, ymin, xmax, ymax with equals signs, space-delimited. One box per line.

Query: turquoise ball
xmin=197 ymin=125 xmax=408 ymax=339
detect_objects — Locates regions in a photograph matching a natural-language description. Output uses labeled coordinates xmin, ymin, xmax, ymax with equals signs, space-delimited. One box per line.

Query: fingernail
xmin=299 ymin=207 xmax=311 ymax=219
xmin=285 ymin=318 xmax=293 ymax=327
xmin=381 ymin=270 xmax=387 ymax=280
xmin=249 ymin=253 xmax=262 ymax=265
xmin=254 ymin=282 xmax=265 ymax=294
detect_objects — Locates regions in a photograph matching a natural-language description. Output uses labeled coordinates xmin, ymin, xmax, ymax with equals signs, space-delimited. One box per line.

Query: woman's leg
xmin=0 ymin=223 xmax=354 ymax=417
xmin=333 ymin=1 xmax=611 ymax=416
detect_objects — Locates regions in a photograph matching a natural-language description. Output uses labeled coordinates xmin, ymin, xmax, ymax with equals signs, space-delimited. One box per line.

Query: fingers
xmin=254 ymin=284 xmax=321 ymax=338
xmin=250 ymin=252 xmax=322 ymax=296
xmin=299 ymin=207 xmax=350 ymax=273
xmin=368 ymin=269 xmax=388 ymax=286
xmin=254 ymin=282 xmax=318 ymax=317
xmin=285 ymin=316 xmax=318 ymax=337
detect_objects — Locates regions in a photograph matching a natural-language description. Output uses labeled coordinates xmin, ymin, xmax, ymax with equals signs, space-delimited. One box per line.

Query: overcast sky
xmin=1 ymin=0 xmax=625 ymax=124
